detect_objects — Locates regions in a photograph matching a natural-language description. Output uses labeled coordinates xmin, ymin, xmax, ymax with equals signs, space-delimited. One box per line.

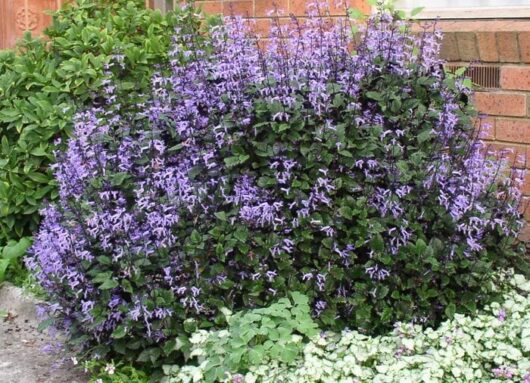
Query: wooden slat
xmin=0 ymin=0 xmax=58 ymax=49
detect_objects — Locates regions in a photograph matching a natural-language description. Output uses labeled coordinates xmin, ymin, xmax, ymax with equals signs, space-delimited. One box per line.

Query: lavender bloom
xmin=365 ymin=264 xmax=390 ymax=281
xmin=25 ymin=5 xmax=527 ymax=358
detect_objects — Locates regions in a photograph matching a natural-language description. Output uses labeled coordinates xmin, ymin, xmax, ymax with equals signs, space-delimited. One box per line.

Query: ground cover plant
xmin=0 ymin=0 xmax=201 ymax=283
xmin=164 ymin=271 xmax=530 ymax=383
xmin=26 ymin=1 xmax=529 ymax=376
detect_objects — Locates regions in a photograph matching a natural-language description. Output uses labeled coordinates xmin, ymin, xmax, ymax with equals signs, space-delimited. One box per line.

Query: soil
xmin=0 ymin=283 xmax=89 ymax=383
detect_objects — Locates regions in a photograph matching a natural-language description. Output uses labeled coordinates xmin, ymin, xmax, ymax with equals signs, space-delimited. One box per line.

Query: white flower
xmin=71 ymin=357 xmax=78 ymax=365
xmin=104 ymin=363 xmax=115 ymax=375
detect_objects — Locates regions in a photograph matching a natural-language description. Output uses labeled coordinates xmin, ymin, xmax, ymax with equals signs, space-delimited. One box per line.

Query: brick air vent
xmin=445 ymin=64 xmax=500 ymax=89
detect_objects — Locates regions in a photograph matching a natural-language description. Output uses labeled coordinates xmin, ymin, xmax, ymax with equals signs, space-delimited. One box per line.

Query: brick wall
xmin=188 ymin=0 xmax=370 ymax=18
xmin=436 ymin=20 xmax=530 ymax=219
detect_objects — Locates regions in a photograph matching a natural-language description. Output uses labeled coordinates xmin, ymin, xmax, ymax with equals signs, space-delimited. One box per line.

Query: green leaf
xmin=0 ymin=259 xmax=11 ymax=282
xmin=366 ymin=91 xmax=383 ymax=101
xmin=214 ymin=211 xmax=227 ymax=221
xmin=27 ymin=172 xmax=50 ymax=184
xmin=339 ymin=206 xmax=353 ymax=219
xmin=371 ymin=234 xmax=384 ymax=253
xmin=99 ymin=278 xmax=119 ymax=290
xmin=417 ymin=128 xmax=433 ymax=144
xmin=410 ymin=7 xmax=424 ymax=17
xmin=37 ymin=318 xmax=55 ymax=332
xmin=224 ymin=155 xmax=250 ymax=168
xmin=445 ymin=303 xmax=456 ymax=318
xmin=348 ymin=8 xmax=366 ymax=20
xmin=248 ymin=348 xmax=263 ymax=365
xmin=2 ymin=238 xmax=32 ymax=260
xmin=121 ymin=279 xmax=134 ymax=294
xmin=291 ymin=291 xmax=309 ymax=306
xmin=455 ymin=66 xmax=468 ymax=76
xmin=234 ymin=228 xmax=248 ymax=243
xmin=111 ymin=325 xmax=127 ymax=339
xmin=97 ymin=256 xmax=111 ymax=265
xmin=110 ymin=172 xmax=128 ymax=186
xmin=279 ymin=344 xmax=299 ymax=363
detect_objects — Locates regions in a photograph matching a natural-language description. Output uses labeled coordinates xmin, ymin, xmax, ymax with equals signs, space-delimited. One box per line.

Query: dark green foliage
xmin=0 ymin=0 xmax=199 ymax=244
xmin=0 ymin=0 xmax=201 ymax=284
xmin=0 ymin=237 xmax=32 ymax=284
xmin=26 ymin=9 xmax=528 ymax=373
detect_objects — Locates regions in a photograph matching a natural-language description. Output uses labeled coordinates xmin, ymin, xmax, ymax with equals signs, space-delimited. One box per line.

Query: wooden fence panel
xmin=0 ymin=0 xmax=59 ymax=50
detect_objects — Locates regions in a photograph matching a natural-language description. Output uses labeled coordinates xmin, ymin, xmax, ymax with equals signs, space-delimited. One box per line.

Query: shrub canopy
xmin=27 ymin=8 xmax=528 ymax=367
xmin=0 ymin=0 xmax=199 ymax=245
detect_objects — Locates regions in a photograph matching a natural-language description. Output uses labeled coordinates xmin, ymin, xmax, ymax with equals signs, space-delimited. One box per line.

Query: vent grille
xmin=445 ymin=64 xmax=500 ymax=89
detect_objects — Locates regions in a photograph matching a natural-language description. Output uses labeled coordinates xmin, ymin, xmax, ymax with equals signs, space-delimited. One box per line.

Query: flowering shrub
xmin=27 ymin=5 xmax=528 ymax=368
xmin=0 ymin=0 xmax=200 ymax=249
xmin=165 ymin=272 xmax=530 ymax=383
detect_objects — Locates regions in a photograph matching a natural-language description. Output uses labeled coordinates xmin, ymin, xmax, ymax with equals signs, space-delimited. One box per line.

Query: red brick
xmin=476 ymin=32 xmax=498 ymax=62
xmin=521 ymin=203 xmax=530 ymax=224
xmin=501 ymin=66 xmax=530 ymax=91
xmin=255 ymin=0 xmax=288 ymax=17
xmin=488 ymin=143 xmax=529 ymax=169
xmin=474 ymin=92 xmax=526 ymax=117
xmin=198 ymin=1 xmax=223 ymax=15
xmin=252 ymin=18 xmax=272 ymax=36
xmin=329 ymin=0 xmax=370 ymax=15
xmin=523 ymin=172 xmax=530 ymax=195
xmin=496 ymin=118 xmax=530 ymax=144
xmin=497 ymin=32 xmax=520 ymax=63
xmin=519 ymin=224 xmax=530 ymax=241
xmin=440 ymin=33 xmax=459 ymax=62
xmin=476 ymin=116 xmax=495 ymax=140
xmin=456 ymin=32 xmax=479 ymax=62
xmin=290 ymin=0 xmax=310 ymax=16
xmin=519 ymin=32 xmax=530 ymax=63
xmin=223 ymin=1 xmax=253 ymax=16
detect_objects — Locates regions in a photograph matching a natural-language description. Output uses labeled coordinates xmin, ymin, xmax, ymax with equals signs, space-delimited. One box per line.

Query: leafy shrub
xmin=84 ymin=359 xmax=149 ymax=383
xmin=26 ymin=6 xmax=528 ymax=369
xmin=165 ymin=272 xmax=530 ymax=383
xmin=164 ymin=292 xmax=319 ymax=382
xmin=0 ymin=0 xmax=200 ymax=244
xmin=0 ymin=237 xmax=32 ymax=284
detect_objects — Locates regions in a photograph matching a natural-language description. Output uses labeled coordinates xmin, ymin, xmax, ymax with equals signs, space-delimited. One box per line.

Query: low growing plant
xmin=164 ymin=292 xmax=318 ymax=382
xmin=165 ymin=272 xmax=530 ymax=383
xmin=26 ymin=4 xmax=528 ymax=371
xmin=84 ymin=359 xmax=149 ymax=383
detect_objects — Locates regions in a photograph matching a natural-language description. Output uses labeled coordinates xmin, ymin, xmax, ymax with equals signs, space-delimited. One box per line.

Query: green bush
xmin=27 ymin=8 xmax=529 ymax=371
xmin=0 ymin=237 xmax=32 ymax=284
xmin=164 ymin=292 xmax=319 ymax=383
xmin=0 ymin=0 xmax=200 ymax=245
xmin=84 ymin=359 xmax=149 ymax=383
xmin=164 ymin=272 xmax=530 ymax=383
